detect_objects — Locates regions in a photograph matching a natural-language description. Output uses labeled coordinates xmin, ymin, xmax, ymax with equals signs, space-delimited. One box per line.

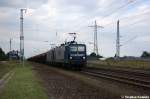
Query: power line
xmin=103 ymin=10 xmax=150 ymax=27
xmin=101 ymin=10 xmax=150 ymax=35
xmin=74 ymin=0 xmax=139 ymax=33
xmin=102 ymin=0 xmax=138 ymax=19
xmin=120 ymin=14 xmax=150 ymax=28
xmin=121 ymin=36 xmax=137 ymax=47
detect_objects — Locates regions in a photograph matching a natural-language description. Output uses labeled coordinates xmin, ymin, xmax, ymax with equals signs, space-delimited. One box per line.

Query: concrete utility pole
xmin=88 ymin=20 xmax=103 ymax=56
xmin=10 ymin=38 xmax=12 ymax=52
xmin=9 ymin=38 xmax=12 ymax=61
xmin=20 ymin=9 xmax=26 ymax=66
xmin=116 ymin=20 xmax=120 ymax=59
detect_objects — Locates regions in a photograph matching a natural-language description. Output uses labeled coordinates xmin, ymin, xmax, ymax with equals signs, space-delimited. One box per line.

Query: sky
xmin=0 ymin=0 xmax=150 ymax=58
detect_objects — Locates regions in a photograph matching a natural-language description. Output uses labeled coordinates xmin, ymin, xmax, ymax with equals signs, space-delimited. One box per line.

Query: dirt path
xmin=31 ymin=63 xmax=119 ymax=99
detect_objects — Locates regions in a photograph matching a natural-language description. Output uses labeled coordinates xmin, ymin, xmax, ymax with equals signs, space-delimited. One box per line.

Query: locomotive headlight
xmin=83 ymin=56 xmax=85 ymax=59
xmin=70 ymin=56 xmax=72 ymax=59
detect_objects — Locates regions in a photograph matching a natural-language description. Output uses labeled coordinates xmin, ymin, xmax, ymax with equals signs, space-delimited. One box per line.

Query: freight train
xmin=28 ymin=41 xmax=87 ymax=69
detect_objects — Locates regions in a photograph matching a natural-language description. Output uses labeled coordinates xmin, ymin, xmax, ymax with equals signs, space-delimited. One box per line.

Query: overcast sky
xmin=0 ymin=0 xmax=150 ymax=58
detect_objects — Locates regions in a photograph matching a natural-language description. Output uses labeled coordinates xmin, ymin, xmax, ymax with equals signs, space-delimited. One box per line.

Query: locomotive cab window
xmin=70 ymin=45 xmax=85 ymax=52
xmin=78 ymin=46 xmax=85 ymax=52
xmin=70 ymin=46 xmax=77 ymax=51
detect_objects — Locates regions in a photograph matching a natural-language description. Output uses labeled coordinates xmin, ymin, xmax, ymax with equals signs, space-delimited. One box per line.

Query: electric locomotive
xmin=46 ymin=41 xmax=87 ymax=68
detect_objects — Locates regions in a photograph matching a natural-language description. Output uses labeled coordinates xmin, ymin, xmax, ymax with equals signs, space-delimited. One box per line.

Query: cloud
xmin=0 ymin=0 xmax=48 ymax=9
xmin=0 ymin=0 xmax=150 ymax=58
xmin=49 ymin=0 xmax=99 ymax=12
xmin=135 ymin=36 xmax=150 ymax=42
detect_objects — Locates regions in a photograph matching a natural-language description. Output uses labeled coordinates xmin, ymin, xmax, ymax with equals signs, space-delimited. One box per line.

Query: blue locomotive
xmin=46 ymin=41 xmax=87 ymax=68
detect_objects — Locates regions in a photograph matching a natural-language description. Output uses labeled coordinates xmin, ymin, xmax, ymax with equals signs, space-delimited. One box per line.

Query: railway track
xmin=81 ymin=68 xmax=150 ymax=89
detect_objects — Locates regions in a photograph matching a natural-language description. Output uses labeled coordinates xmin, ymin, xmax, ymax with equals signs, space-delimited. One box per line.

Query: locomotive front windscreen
xmin=70 ymin=45 xmax=85 ymax=52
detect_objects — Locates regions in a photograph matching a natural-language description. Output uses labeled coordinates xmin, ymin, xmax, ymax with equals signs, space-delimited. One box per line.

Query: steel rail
xmin=81 ymin=70 xmax=150 ymax=89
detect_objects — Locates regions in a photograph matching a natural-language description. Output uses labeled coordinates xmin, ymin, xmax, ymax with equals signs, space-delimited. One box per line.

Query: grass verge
xmin=88 ymin=60 xmax=150 ymax=70
xmin=0 ymin=62 xmax=48 ymax=99
xmin=0 ymin=61 xmax=17 ymax=79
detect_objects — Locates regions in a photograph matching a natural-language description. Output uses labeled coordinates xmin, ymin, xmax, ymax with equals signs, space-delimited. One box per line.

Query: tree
xmin=90 ymin=52 xmax=103 ymax=58
xmin=141 ymin=51 xmax=150 ymax=58
xmin=90 ymin=52 xmax=97 ymax=57
xmin=0 ymin=48 xmax=7 ymax=61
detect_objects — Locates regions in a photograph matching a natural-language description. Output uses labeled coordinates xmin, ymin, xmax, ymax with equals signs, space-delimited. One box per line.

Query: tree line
xmin=89 ymin=51 xmax=150 ymax=59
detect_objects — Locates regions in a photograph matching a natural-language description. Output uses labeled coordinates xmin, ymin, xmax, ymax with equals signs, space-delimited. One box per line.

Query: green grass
xmin=88 ymin=60 xmax=150 ymax=70
xmin=0 ymin=61 xmax=17 ymax=79
xmin=0 ymin=62 xmax=48 ymax=99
